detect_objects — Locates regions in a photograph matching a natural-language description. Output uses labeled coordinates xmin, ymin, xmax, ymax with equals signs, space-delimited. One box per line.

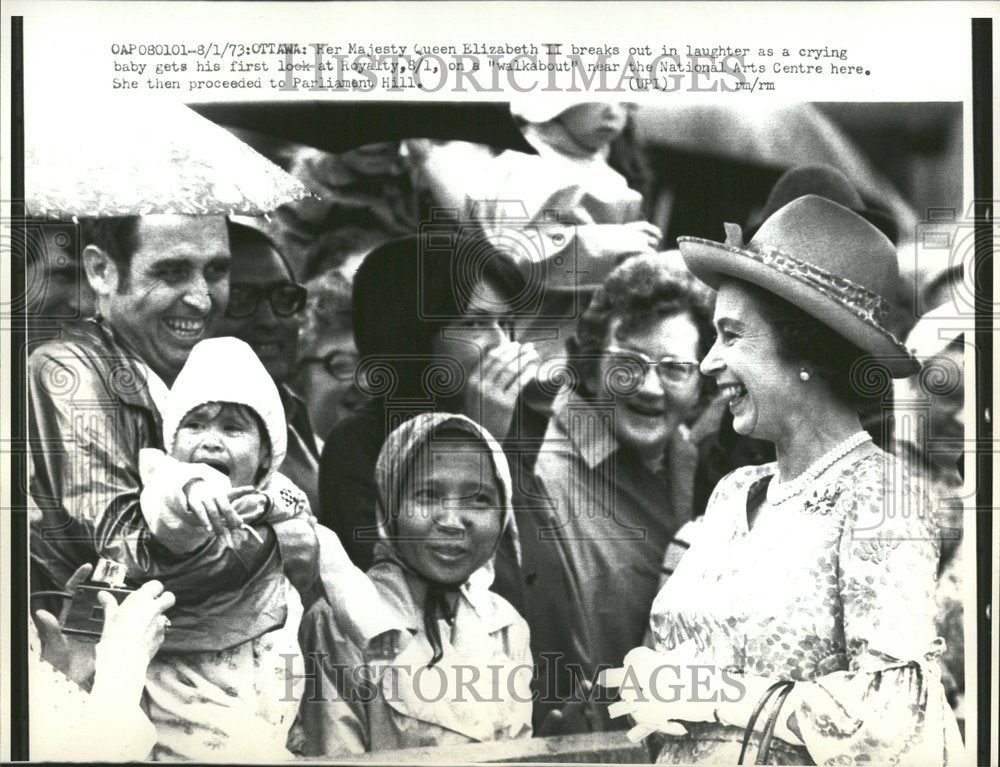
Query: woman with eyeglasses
xmin=289 ymin=270 xmax=366 ymax=441
xmin=518 ymin=252 xmax=716 ymax=733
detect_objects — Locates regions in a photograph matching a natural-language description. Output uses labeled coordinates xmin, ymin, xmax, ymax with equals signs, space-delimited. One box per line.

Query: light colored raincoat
xmin=294 ymin=413 xmax=532 ymax=756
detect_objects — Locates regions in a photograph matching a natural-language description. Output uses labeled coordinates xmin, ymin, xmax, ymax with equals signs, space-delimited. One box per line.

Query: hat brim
xmin=679 ymin=237 xmax=919 ymax=378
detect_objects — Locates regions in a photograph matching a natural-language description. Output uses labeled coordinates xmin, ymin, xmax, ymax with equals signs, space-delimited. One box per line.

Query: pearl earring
xmin=799 ymin=369 xmax=811 ymax=382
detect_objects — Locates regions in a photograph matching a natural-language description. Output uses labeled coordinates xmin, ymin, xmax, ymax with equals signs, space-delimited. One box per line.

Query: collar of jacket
xmin=70 ymin=317 xmax=164 ymax=414
xmin=366 ymin=561 xmax=520 ymax=644
xmin=552 ymin=390 xmax=699 ymax=524
xmin=365 ymin=562 xmax=528 ymax=742
xmin=278 ymin=382 xmax=320 ymax=459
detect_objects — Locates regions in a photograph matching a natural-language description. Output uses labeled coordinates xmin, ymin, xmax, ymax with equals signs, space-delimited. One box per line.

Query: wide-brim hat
xmin=679 ymin=195 xmax=918 ymax=377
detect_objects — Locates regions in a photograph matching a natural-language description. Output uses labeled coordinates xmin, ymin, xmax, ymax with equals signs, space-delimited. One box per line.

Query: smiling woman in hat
xmin=602 ymin=196 xmax=963 ymax=764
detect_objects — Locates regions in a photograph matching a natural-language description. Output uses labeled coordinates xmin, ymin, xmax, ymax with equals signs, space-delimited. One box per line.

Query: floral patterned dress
xmin=648 ymin=451 xmax=964 ymax=765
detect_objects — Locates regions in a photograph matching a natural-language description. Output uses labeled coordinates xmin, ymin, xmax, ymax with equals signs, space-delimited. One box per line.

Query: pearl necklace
xmin=766 ymin=431 xmax=872 ymax=506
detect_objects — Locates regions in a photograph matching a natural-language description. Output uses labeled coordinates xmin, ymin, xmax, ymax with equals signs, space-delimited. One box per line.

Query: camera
xmin=61 ymin=583 xmax=137 ymax=639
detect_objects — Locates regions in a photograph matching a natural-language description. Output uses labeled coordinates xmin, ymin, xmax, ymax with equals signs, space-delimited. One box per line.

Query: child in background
xmin=296 ymin=413 xmax=533 ymax=755
xmin=413 ymin=101 xmax=661 ymax=368
xmin=416 ymin=100 xmax=660 ymax=268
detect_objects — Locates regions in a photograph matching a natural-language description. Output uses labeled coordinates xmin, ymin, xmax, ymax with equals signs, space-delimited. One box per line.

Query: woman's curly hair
xmin=569 ymin=253 xmax=716 ymax=407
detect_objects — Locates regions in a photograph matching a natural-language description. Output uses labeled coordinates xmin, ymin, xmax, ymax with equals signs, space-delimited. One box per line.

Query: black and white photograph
xmin=1 ymin=2 xmax=994 ymax=765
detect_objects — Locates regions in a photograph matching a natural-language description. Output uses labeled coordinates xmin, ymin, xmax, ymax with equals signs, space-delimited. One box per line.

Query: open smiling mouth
xmin=720 ymin=383 xmax=748 ymax=409
xmin=426 ymin=543 xmax=469 ymax=562
xmin=251 ymin=341 xmax=283 ymax=358
xmin=163 ymin=317 xmax=206 ymax=341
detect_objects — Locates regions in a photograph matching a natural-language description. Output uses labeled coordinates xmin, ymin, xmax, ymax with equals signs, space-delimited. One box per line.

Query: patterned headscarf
xmin=372 ymin=413 xmax=516 ymax=666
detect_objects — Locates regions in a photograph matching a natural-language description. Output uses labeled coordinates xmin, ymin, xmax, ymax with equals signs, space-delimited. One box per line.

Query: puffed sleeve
xmin=266 ymin=472 xmax=321 ymax=599
xmin=792 ymin=457 xmax=965 ymax=766
xmin=138 ymin=448 xmax=226 ymax=553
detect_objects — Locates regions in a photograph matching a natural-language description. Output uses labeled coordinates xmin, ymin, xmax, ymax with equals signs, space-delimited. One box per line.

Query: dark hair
xmin=79 ymin=216 xmax=140 ymax=292
xmin=227 ymin=220 xmax=296 ymax=281
xmin=352 ymin=231 xmax=526 ymax=401
xmin=571 ymin=253 xmax=716 ymax=402
xmin=302 ymin=226 xmax=384 ymax=281
xmin=731 ymin=278 xmax=884 ymax=411
xmin=607 ymin=113 xmax=655 ymax=218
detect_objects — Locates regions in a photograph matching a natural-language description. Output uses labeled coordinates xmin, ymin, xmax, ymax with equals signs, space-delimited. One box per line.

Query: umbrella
xmin=188 ymin=101 xmax=536 ymax=156
xmin=25 ymin=98 xmax=310 ymax=219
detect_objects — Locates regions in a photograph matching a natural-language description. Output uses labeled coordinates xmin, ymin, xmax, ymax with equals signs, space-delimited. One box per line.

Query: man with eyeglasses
xmin=213 ymin=218 xmax=322 ymax=515
xmin=516 ymin=253 xmax=717 ymax=732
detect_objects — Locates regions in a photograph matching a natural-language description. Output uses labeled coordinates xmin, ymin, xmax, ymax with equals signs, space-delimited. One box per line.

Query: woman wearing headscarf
xmin=296 ymin=413 xmax=532 ymax=755
xmin=603 ymin=196 xmax=963 ymax=764
xmin=317 ymin=232 xmax=533 ymax=607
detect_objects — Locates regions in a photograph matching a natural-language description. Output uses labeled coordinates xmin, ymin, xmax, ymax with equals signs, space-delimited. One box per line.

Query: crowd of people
xmin=25 ymin=101 xmax=968 ymax=763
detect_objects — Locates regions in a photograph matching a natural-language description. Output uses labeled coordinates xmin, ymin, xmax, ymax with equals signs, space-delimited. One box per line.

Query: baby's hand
xmin=232 ymin=491 xmax=272 ymax=525
xmin=623 ymin=221 xmax=663 ymax=252
xmin=183 ymin=480 xmax=256 ymax=545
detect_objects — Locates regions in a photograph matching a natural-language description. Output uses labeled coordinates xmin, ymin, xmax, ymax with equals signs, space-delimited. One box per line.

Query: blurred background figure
xmin=291 ymin=270 xmax=367 ymax=443
xmin=300 ymin=224 xmax=388 ymax=284
xmin=415 ymin=100 xmax=659 ymax=267
xmin=214 ymin=218 xmax=321 ymax=514
xmin=272 ymin=142 xmax=430 ymax=278
xmin=412 ymin=100 xmax=661 ymax=373
xmin=23 ymin=219 xmax=95 ymax=343
xmin=892 ymin=304 xmax=968 ymax=722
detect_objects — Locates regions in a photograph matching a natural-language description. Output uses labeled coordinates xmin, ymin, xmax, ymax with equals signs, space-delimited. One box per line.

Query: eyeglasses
xmin=605 ymin=346 xmax=701 ymax=386
xmin=298 ymin=350 xmax=358 ymax=381
xmin=226 ymin=282 xmax=307 ymax=319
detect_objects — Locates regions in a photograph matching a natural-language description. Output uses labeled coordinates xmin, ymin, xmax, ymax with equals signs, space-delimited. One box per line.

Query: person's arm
xmin=31 ymin=578 xmax=174 ymax=762
xmin=781 ymin=463 xmax=963 ymax=764
xmin=317 ymin=416 xmax=382 ymax=569
xmin=295 ymin=600 xmax=372 ymax=756
xmin=137 ymin=448 xmax=233 ymax=553
xmin=242 ymin=471 xmax=323 ymax=601
xmin=28 ymin=349 xmax=268 ymax=590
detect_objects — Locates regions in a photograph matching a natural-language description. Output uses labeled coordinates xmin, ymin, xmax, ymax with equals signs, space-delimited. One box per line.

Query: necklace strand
xmin=767 ymin=431 xmax=872 ymax=505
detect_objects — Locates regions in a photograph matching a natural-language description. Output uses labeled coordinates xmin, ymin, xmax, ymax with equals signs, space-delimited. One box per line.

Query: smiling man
xmin=213 ymin=218 xmax=321 ymax=514
xmin=27 ymin=214 xmax=248 ymax=607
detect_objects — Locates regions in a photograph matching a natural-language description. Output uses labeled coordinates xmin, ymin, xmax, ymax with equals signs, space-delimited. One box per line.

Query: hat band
xmin=716 ymin=223 xmax=892 ymax=329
